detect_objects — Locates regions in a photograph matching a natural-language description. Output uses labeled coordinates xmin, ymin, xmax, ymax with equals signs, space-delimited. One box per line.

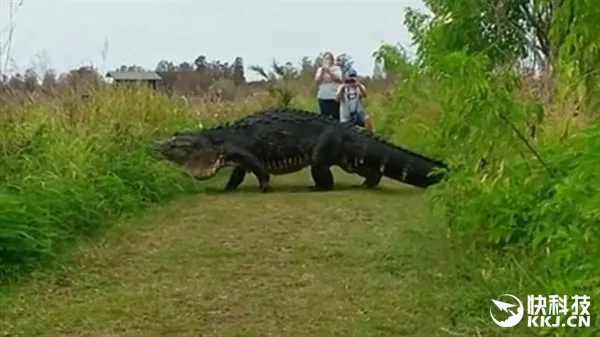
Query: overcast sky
xmin=0 ymin=0 xmax=427 ymax=81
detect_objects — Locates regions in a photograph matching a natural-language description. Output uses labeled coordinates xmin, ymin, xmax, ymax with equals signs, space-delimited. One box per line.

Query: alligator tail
xmin=339 ymin=123 xmax=448 ymax=189
xmin=380 ymin=149 xmax=448 ymax=188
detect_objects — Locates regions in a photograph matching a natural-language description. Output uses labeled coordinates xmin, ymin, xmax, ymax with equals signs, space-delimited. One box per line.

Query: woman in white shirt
xmin=314 ymin=51 xmax=344 ymax=120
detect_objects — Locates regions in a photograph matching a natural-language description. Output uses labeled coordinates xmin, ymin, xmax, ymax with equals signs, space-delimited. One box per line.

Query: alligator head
xmin=151 ymin=132 xmax=224 ymax=180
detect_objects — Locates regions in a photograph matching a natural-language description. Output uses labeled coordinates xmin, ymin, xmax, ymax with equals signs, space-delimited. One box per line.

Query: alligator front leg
xmin=221 ymin=145 xmax=271 ymax=193
xmin=225 ymin=165 xmax=247 ymax=191
xmin=310 ymin=165 xmax=334 ymax=190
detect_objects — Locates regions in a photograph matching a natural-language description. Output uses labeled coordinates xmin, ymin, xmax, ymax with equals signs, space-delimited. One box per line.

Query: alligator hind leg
xmin=224 ymin=165 xmax=247 ymax=191
xmin=355 ymin=166 xmax=383 ymax=189
xmin=310 ymin=165 xmax=334 ymax=191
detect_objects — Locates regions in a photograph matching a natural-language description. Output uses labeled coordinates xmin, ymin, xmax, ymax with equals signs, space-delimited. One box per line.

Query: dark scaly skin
xmin=151 ymin=107 xmax=448 ymax=192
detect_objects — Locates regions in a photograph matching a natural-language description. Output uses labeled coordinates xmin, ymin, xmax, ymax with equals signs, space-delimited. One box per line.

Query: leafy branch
xmin=250 ymin=59 xmax=299 ymax=107
xmin=0 ymin=0 xmax=25 ymax=76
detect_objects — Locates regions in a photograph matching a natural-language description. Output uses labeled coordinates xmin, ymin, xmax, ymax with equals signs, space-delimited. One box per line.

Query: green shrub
xmin=0 ymin=85 xmax=204 ymax=283
xmin=374 ymin=28 xmax=599 ymax=337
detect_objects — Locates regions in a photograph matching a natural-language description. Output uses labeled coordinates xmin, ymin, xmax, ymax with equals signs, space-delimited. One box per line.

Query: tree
xmin=194 ymin=55 xmax=208 ymax=71
xmin=61 ymin=66 xmax=103 ymax=90
xmin=155 ymin=60 xmax=175 ymax=72
xmin=372 ymin=60 xmax=386 ymax=80
xmin=215 ymin=61 xmax=231 ymax=80
xmin=23 ymin=68 xmax=39 ymax=92
xmin=296 ymin=56 xmax=319 ymax=85
xmin=404 ymin=0 xmax=599 ymax=108
xmin=41 ymin=69 xmax=57 ymax=88
xmin=232 ymin=56 xmax=246 ymax=86
xmin=116 ymin=64 xmax=145 ymax=72
xmin=250 ymin=59 xmax=300 ymax=107
xmin=372 ymin=43 xmax=416 ymax=81
xmin=178 ymin=62 xmax=193 ymax=71
xmin=336 ymin=53 xmax=355 ymax=74
xmin=402 ymin=0 xmax=580 ymax=74
xmin=7 ymin=73 xmax=24 ymax=90
xmin=313 ymin=53 xmax=324 ymax=68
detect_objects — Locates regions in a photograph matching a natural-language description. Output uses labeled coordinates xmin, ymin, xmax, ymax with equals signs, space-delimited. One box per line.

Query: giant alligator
xmin=151 ymin=107 xmax=448 ymax=192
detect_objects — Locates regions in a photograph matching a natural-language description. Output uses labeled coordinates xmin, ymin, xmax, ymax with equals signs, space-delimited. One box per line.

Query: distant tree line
xmin=0 ymin=52 xmax=390 ymax=98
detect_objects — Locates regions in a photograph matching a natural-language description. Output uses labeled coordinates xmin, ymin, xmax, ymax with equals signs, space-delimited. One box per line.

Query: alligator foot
xmin=223 ymin=185 xmax=238 ymax=192
xmin=307 ymin=185 xmax=333 ymax=192
xmin=224 ymin=165 xmax=247 ymax=191
xmin=351 ymin=182 xmax=378 ymax=189
xmin=356 ymin=168 xmax=383 ymax=189
xmin=310 ymin=165 xmax=334 ymax=191
xmin=259 ymin=183 xmax=273 ymax=193
xmin=361 ymin=180 xmax=378 ymax=189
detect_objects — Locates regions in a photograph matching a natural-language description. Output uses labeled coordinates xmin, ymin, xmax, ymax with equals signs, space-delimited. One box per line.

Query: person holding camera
xmin=336 ymin=69 xmax=371 ymax=131
xmin=315 ymin=51 xmax=344 ymax=120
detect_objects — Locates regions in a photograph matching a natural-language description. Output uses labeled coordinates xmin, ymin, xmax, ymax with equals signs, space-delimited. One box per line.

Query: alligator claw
xmin=260 ymin=185 xmax=273 ymax=193
xmin=361 ymin=182 xmax=378 ymax=189
xmin=351 ymin=182 xmax=378 ymax=189
xmin=308 ymin=185 xmax=334 ymax=192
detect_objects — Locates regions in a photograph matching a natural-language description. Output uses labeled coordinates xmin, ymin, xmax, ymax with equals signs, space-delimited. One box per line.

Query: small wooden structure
xmin=105 ymin=71 xmax=164 ymax=90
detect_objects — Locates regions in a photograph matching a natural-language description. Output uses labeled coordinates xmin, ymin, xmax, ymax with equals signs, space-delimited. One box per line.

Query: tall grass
xmin=0 ymin=84 xmax=280 ymax=284
xmin=375 ymin=43 xmax=599 ymax=335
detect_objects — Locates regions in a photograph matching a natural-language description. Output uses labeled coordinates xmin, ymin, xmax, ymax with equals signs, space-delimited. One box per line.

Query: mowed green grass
xmin=0 ymin=168 xmax=528 ymax=337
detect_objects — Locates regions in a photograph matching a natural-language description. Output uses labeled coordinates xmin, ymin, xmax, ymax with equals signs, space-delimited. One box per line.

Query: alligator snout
xmin=149 ymin=140 xmax=167 ymax=160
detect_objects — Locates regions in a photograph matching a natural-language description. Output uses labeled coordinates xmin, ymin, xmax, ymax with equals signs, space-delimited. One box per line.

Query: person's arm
xmin=358 ymin=82 xmax=367 ymax=98
xmin=335 ymin=84 xmax=345 ymax=102
xmin=314 ymin=67 xmax=324 ymax=84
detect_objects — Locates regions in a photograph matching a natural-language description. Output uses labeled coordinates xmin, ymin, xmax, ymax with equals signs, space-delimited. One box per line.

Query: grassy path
xmin=0 ymin=169 xmax=510 ymax=337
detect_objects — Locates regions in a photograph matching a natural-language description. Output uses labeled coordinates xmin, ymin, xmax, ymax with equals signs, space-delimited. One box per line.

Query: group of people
xmin=314 ymin=51 xmax=372 ymax=131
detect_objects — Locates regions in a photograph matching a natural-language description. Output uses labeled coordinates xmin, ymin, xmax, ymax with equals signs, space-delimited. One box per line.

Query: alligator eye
xmin=174 ymin=148 xmax=187 ymax=156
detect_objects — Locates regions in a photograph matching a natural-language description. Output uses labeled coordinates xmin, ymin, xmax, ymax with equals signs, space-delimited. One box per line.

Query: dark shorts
xmin=318 ymin=99 xmax=340 ymax=121
xmin=349 ymin=111 xmax=366 ymax=127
